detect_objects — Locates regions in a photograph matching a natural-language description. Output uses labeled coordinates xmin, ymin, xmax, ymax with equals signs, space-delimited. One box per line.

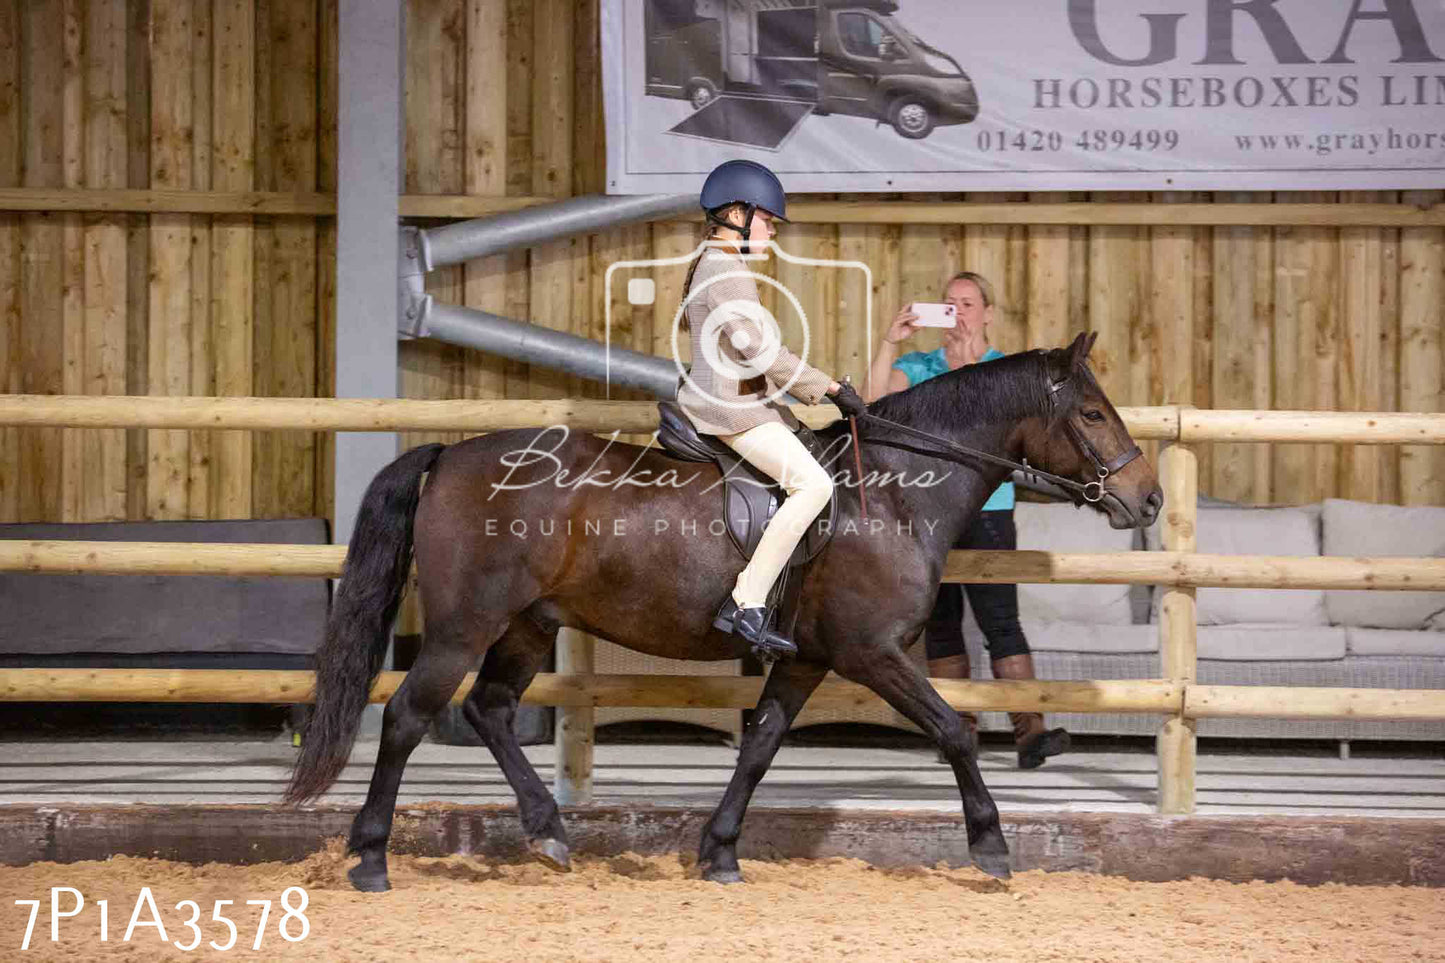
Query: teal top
xmin=892 ymin=345 xmax=1015 ymax=512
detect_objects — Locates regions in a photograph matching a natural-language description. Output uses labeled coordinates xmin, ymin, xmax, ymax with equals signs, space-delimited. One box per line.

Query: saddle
xmin=655 ymin=401 xmax=842 ymax=641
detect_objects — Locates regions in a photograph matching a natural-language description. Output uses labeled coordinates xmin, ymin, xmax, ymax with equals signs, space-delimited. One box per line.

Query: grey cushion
xmin=1345 ymin=627 xmax=1445 ymax=657
xmin=0 ymin=519 xmax=329 ymax=656
xmin=1015 ymin=619 xmax=1157 ymax=654
xmin=1148 ymin=505 xmax=1327 ymax=626
xmin=1322 ymin=499 xmax=1445 ymax=630
xmin=1197 ymin=625 xmax=1346 ymax=661
xmin=1014 ymin=502 xmax=1136 ymax=626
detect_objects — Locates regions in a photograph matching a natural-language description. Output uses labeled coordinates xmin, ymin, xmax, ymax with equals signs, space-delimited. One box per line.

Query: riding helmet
xmin=699 ymin=160 xmax=789 ymax=241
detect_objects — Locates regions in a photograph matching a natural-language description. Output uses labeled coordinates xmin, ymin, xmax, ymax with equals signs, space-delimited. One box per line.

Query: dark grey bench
xmin=0 ymin=518 xmax=551 ymax=744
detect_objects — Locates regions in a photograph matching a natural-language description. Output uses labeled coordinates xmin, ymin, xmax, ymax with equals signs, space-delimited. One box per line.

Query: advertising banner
xmin=602 ymin=0 xmax=1445 ymax=193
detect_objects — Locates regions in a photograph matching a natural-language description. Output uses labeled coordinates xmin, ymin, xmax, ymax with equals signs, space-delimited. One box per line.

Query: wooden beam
xmin=1157 ymin=442 xmax=1198 ymax=816
xmin=0 ymin=394 xmax=1183 ymax=438
xmin=0 ymin=540 xmax=345 ymax=576
xmin=1398 ymin=189 xmax=1444 ymax=505
xmin=1 ymin=668 xmax=1440 ymax=721
xmin=0 ymin=395 xmax=683 ymax=432
xmin=0 ymin=188 xmax=335 ymax=214
xmin=1181 ymin=409 xmax=1445 ymax=444
xmin=0 ymin=667 xmax=1185 ymax=714
xmin=5 ymin=395 xmax=1444 ymax=452
xmin=6 ymin=540 xmax=1445 ymax=591
xmin=943 ymin=550 xmax=1445 ymax=591
xmin=554 ymin=628 xmax=595 ymax=805
xmin=1186 ymin=685 xmax=1445 ymax=721
xmin=1 ymin=193 xmax=1441 ymax=228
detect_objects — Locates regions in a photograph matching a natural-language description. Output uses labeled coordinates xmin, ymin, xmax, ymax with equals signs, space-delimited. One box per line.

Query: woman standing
xmin=677 ymin=159 xmax=867 ymax=660
xmin=866 ymin=271 xmax=1070 ymax=769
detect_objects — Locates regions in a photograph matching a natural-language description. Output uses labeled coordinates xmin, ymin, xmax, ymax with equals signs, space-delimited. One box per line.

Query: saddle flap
xmin=655 ymin=401 xmax=840 ymax=568
xmin=723 ymin=435 xmax=838 ymax=569
xmin=724 ymin=473 xmax=778 ymax=559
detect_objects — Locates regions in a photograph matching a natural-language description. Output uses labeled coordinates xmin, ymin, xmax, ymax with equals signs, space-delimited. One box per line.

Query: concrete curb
xmin=2 ymin=805 xmax=1440 ymax=886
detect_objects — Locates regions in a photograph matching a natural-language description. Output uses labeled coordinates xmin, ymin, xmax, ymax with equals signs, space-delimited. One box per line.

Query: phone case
xmin=910 ymin=302 xmax=957 ymax=328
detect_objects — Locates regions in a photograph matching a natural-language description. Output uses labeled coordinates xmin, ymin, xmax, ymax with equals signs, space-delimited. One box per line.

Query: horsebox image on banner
xmin=601 ymin=0 xmax=1445 ymax=192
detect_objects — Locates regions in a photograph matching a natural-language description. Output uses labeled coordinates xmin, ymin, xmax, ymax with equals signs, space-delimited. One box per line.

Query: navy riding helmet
xmin=699 ymin=159 xmax=789 ymax=244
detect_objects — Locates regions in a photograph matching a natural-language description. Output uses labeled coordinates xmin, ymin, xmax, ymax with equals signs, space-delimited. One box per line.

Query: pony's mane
xmin=814 ymin=347 xmax=1094 ymax=443
xmin=873 ymin=349 xmax=1046 ymax=432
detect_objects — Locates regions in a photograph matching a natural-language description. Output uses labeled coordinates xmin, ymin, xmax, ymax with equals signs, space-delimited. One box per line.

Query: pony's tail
xmin=284 ymin=442 xmax=447 ymax=805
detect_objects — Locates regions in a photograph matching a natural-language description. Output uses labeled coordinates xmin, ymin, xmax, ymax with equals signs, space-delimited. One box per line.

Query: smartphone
xmin=909 ymin=302 xmax=956 ymax=328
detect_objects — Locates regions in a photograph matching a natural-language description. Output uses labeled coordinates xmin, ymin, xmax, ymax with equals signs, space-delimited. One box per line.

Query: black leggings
xmin=924 ymin=510 xmax=1031 ymax=662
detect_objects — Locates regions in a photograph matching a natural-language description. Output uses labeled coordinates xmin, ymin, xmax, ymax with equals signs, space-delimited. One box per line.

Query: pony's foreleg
xmin=462 ymin=617 xmax=570 ymax=871
xmin=834 ymin=645 xmax=1011 ymax=880
xmin=347 ymin=630 xmax=486 ymax=893
xmin=698 ymin=659 xmax=828 ymax=884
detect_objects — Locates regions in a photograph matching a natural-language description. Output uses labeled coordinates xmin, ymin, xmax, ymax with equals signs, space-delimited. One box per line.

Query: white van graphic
xmin=646 ymin=0 xmax=979 ymax=148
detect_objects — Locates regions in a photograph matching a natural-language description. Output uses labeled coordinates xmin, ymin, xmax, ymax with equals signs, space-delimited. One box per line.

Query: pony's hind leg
xmin=698 ymin=659 xmax=828 ymax=883
xmin=462 ymin=614 xmax=571 ymax=871
xmin=347 ymin=626 xmax=491 ymax=893
xmin=833 ymin=643 xmax=1011 ymax=880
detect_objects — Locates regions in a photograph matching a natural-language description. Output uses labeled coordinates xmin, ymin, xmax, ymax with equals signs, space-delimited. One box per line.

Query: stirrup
xmin=714 ymin=597 xmax=798 ymax=662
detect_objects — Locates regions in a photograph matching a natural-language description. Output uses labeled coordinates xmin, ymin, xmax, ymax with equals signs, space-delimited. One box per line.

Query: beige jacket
xmin=675 ymin=247 xmax=835 ymax=436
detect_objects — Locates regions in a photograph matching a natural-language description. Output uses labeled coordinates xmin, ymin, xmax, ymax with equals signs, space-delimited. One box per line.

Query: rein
xmin=853 ymin=373 xmax=1142 ymax=505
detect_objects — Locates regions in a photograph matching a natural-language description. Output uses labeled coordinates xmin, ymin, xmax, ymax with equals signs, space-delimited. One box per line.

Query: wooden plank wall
xmin=1 ymin=0 xmax=1442 ymax=526
xmin=0 ymin=0 xmax=334 ymax=525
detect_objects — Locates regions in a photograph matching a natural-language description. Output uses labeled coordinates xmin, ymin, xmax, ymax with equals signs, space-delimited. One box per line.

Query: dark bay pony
xmin=286 ymin=332 xmax=1162 ymax=892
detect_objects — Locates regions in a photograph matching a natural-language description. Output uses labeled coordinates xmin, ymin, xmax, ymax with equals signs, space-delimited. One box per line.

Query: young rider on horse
xmin=675 ymin=159 xmax=868 ymax=660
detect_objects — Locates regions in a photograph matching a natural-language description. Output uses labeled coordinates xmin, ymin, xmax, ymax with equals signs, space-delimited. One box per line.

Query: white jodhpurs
xmin=715 ymin=420 xmax=834 ymax=609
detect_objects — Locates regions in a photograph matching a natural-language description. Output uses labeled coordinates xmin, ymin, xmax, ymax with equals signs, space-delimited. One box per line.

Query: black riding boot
xmin=714 ymin=597 xmax=797 ymax=661
xmin=992 ymin=653 xmax=1071 ymax=769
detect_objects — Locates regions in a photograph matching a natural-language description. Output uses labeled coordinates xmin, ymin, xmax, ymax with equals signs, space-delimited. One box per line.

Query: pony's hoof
xmin=528 ymin=837 xmax=572 ymax=873
xmin=971 ymin=850 xmax=1012 ymax=881
xmin=348 ymin=865 xmax=392 ymax=892
xmin=702 ymin=865 xmax=744 ymax=885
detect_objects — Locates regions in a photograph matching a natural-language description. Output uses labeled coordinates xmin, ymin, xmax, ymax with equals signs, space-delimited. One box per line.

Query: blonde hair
xmin=943 ymin=270 xmax=995 ymax=307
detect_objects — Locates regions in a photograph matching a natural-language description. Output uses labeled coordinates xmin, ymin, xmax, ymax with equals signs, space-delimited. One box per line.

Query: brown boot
xmin=991 ymin=653 xmax=1070 ymax=770
xmin=927 ymin=652 xmax=977 ymax=760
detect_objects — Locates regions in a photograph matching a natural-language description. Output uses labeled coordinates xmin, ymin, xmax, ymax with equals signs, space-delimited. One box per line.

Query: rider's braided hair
xmin=679 ymin=203 xmax=747 ymax=332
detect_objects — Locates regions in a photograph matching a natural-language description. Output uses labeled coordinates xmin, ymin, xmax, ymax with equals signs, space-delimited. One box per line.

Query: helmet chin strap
xmin=706 ymin=203 xmax=758 ymax=250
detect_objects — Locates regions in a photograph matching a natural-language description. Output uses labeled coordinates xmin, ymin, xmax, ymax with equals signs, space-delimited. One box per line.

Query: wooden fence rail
xmin=7 ymin=396 xmax=1445 ymax=444
xmin=0 ymin=670 xmax=1183 ymax=713
xmin=2 ymin=669 xmax=1440 ymax=723
xmin=5 ymin=540 xmax=1445 ymax=590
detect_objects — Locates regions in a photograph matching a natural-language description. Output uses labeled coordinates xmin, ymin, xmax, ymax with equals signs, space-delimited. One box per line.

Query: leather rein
xmin=850 ymin=373 xmax=1143 ymax=506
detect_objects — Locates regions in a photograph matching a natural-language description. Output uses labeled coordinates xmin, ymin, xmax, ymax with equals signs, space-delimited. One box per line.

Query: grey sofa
xmin=952 ymin=498 xmax=1445 ymax=742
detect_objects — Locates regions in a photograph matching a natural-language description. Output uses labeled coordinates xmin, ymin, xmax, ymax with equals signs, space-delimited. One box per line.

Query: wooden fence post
xmin=1157 ymin=440 xmax=1198 ymax=814
xmin=553 ymin=628 xmax=595 ymax=805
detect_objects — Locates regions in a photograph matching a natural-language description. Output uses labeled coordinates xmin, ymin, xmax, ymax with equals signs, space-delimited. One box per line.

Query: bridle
xmin=1041 ymin=375 xmax=1142 ymax=504
xmin=852 ymin=365 xmax=1141 ymax=506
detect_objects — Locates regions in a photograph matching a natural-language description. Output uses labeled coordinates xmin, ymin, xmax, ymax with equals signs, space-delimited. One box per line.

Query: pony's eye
xmin=1082 ymin=409 xmax=1106 ymax=424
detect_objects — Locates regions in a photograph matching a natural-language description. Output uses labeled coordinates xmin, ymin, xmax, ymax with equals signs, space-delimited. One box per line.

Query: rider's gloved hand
xmin=829 ymin=382 xmax=868 ymax=419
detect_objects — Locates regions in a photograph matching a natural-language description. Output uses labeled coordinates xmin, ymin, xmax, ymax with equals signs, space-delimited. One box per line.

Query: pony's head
xmin=1026 ymin=332 xmax=1163 ymax=530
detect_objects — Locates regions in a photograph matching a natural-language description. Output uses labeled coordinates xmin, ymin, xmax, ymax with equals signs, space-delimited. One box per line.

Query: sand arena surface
xmin=1 ymin=842 xmax=1441 ymax=962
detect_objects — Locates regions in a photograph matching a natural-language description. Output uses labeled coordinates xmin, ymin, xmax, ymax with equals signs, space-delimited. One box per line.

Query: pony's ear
xmin=1068 ymin=331 xmax=1097 ymax=368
